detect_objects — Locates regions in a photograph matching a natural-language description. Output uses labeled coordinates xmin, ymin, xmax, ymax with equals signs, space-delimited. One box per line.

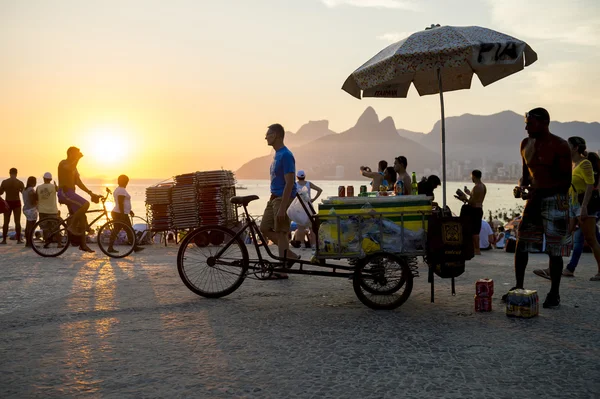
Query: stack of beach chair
xmin=145 ymin=183 xmax=174 ymax=232
xmin=196 ymin=170 xmax=238 ymax=227
xmin=171 ymin=173 xmax=200 ymax=229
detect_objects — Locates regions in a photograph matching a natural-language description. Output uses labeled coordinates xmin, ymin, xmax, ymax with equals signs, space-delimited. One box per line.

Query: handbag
xmin=577 ymin=190 xmax=600 ymax=214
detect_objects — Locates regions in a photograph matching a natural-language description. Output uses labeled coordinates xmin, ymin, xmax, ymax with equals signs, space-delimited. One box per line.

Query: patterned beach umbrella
xmin=342 ymin=25 xmax=538 ymax=207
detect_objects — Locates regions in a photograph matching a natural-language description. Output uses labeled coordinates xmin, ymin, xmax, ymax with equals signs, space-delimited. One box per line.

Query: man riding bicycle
xmin=57 ymin=146 xmax=100 ymax=253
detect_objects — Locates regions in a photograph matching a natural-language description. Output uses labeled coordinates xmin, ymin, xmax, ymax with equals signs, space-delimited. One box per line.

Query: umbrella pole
xmin=437 ymin=67 xmax=447 ymax=208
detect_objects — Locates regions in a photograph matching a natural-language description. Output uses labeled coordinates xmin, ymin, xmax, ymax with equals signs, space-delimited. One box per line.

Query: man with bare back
xmin=503 ymin=107 xmax=572 ymax=309
xmin=463 ymin=170 xmax=487 ymax=255
xmin=57 ymin=146 xmax=100 ymax=253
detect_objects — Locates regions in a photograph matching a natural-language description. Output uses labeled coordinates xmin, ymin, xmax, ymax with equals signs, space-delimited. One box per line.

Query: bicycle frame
xmin=61 ymin=188 xmax=113 ymax=231
xmin=212 ymin=201 xmax=358 ymax=278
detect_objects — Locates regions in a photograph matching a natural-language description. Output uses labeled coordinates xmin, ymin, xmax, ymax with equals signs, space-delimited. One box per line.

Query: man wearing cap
xmin=57 ymin=146 xmax=99 ymax=252
xmin=502 ymin=107 xmax=572 ymax=309
xmin=293 ymin=170 xmax=323 ymax=249
xmin=260 ymin=123 xmax=300 ymax=278
xmin=36 ymin=172 xmax=60 ymax=245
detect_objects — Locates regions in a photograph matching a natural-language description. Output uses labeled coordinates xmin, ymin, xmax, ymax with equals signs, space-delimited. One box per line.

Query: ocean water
xmin=2 ymin=178 xmax=523 ymax=233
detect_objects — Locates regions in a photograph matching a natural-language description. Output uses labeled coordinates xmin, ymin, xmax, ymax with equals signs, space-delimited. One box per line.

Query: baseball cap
xmin=297 ymin=170 xmax=305 ymax=178
xmin=43 ymin=172 xmax=52 ymax=179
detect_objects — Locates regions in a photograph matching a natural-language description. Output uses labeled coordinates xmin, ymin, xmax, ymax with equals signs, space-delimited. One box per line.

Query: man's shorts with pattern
xmin=517 ymin=193 xmax=572 ymax=257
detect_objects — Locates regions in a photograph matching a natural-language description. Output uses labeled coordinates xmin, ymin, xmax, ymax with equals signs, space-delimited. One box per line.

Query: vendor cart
xmin=176 ymin=193 xmax=470 ymax=310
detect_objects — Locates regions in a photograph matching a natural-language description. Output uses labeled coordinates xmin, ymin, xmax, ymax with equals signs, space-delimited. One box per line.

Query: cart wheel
xmin=353 ymin=252 xmax=413 ymax=310
xmin=178 ymin=226 xmax=249 ymax=298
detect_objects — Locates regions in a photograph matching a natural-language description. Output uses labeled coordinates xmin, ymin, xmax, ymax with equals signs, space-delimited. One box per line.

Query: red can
xmin=338 ymin=185 xmax=345 ymax=197
xmin=475 ymin=278 xmax=494 ymax=298
xmin=346 ymin=186 xmax=354 ymax=197
xmin=474 ymin=295 xmax=492 ymax=312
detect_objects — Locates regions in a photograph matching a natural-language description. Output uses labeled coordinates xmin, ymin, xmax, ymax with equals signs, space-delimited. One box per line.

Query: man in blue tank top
xmin=260 ymin=123 xmax=300 ymax=278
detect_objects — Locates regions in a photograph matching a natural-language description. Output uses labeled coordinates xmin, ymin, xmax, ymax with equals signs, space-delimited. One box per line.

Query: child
xmin=23 ymin=176 xmax=38 ymax=247
xmin=107 ymin=175 xmax=143 ymax=253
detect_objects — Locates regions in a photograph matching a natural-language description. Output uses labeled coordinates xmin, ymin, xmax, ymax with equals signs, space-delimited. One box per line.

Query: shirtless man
xmin=503 ymin=107 xmax=572 ymax=309
xmin=360 ymin=160 xmax=388 ymax=192
xmin=0 ymin=168 xmax=25 ymax=244
xmin=393 ymin=156 xmax=412 ymax=195
xmin=57 ymin=147 xmax=100 ymax=252
xmin=463 ymin=170 xmax=487 ymax=255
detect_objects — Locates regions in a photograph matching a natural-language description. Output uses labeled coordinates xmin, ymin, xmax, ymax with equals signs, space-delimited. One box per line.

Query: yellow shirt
xmin=572 ymin=159 xmax=594 ymax=195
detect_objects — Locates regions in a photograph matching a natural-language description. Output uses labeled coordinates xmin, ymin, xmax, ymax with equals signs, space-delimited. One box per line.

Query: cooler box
xmin=316 ymin=195 xmax=432 ymax=257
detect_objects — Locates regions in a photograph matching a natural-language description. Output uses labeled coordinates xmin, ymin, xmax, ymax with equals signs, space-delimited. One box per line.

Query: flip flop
xmin=533 ymin=268 xmax=551 ymax=280
xmin=590 ymin=274 xmax=600 ymax=281
xmin=79 ymin=246 xmax=95 ymax=253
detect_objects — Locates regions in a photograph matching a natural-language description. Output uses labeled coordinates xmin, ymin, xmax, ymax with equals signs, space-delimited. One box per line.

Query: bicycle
xmin=177 ymin=195 xmax=420 ymax=310
xmin=31 ymin=187 xmax=137 ymax=258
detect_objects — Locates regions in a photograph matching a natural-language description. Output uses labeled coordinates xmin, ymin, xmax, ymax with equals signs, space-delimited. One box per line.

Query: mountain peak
xmin=355 ymin=106 xmax=379 ymax=128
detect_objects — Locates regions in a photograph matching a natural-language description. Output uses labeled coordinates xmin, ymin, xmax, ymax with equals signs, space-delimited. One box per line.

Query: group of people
xmin=359 ymin=157 xmax=442 ymax=199
xmin=0 ymin=146 xmax=142 ymax=253
xmin=502 ymin=107 xmax=600 ymax=309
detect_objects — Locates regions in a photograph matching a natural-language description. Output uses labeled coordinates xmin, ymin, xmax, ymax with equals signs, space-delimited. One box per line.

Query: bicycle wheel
xmin=353 ymin=252 xmax=413 ymax=310
xmin=177 ymin=225 xmax=249 ymax=298
xmin=97 ymin=221 xmax=136 ymax=258
xmin=31 ymin=217 xmax=70 ymax=257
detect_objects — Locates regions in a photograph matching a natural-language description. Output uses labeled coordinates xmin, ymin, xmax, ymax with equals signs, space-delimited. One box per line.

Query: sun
xmin=84 ymin=127 xmax=131 ymax=165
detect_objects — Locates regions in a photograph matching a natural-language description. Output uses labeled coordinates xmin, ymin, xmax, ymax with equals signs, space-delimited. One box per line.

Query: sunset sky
xmin=2 ymin=0 xmax=599 ymax=179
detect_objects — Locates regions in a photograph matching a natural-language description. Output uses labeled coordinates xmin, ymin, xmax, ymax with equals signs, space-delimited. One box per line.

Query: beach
xmin=0 ymin=243 xmax=599 ymax=397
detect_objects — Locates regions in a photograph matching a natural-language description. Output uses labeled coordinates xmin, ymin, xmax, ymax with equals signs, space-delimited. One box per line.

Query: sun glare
xmin=84 ymin=127 xmax=131 ymax=165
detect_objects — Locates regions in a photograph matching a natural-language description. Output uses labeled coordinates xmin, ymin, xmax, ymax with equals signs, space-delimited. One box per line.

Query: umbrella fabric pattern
xmin=343 ymin=26 xmax=537 ymax=99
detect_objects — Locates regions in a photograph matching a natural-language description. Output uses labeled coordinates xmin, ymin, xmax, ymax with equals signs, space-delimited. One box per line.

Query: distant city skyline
xmin=2 ymin=0 xmax=599 ymax=179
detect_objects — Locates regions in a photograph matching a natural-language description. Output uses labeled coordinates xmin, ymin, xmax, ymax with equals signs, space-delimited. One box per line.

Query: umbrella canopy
xmin=342 ymin=25 xmax=538 ymax=207
xmin=342 ymin=25 xmax=537 ymax=99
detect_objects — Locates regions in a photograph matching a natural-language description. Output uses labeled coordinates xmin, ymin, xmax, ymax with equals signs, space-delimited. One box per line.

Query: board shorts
xmin=57 ymin=189 xmax=88 ymax=214
xmin=517 ymin=194 xmax=571 ymax=257
xmin=468 ymin=206 xmax=483 ymax=236
xmin=260 ymin=196 xmax=291 ymax=233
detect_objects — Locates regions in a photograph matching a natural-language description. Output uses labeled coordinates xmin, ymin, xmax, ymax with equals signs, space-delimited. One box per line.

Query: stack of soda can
xmin=474 ymin=278 xmax=494 ymax=312
xmin=505 ymin=288 xmax=539 ymax=318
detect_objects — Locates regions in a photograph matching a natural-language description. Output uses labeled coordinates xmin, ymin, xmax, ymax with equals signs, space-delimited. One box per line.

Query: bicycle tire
xmin=353 ymin=252 xmax=413 ymax=310
xmin=97 ymin=221 xmax=136 ymax=258
xmin=31 ymin=218 xmax=70 ymax=257
xmin=177 ymin=225 xmax=249 ymax=298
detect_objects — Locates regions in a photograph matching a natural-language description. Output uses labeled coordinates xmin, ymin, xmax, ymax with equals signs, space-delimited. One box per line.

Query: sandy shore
xmin=1 ymin=242 xmax=599 ymax=398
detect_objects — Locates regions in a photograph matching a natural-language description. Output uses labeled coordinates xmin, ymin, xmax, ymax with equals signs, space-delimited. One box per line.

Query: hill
xmin=236 ymin=107 xmax=439 ymax=180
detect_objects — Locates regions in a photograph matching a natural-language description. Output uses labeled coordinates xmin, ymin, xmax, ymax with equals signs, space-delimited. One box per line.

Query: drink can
xmin=338 ymin=185 xmax=345 ymax=197
xmin=360 ymin=185 xmax=368 ymax=194
xmin=474 ymin=295 xmax=492 ymax=312
xmin=346 ymin=186 xmax=354 ymax=197
xmin=475 ymin=278 xmax=494 ymax=297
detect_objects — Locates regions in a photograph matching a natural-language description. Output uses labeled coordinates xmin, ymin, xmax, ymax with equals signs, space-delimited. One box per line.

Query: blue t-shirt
xmin=270 ymin=146 xmax=297 ymax=197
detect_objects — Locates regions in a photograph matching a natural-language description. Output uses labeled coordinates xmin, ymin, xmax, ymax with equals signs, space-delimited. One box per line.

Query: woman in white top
xmin=293 ymin=170 xmax=322 ymax=249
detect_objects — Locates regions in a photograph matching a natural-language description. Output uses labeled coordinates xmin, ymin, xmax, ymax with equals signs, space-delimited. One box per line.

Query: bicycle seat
xmin=230 ymin=195 xmax=259 ymax=206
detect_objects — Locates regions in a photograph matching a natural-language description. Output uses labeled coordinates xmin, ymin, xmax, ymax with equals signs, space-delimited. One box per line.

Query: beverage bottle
xmin=346 ymin=186 xmax=354 ymax=197
xmin=411 ymin=172 xmax=418 ymax=195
